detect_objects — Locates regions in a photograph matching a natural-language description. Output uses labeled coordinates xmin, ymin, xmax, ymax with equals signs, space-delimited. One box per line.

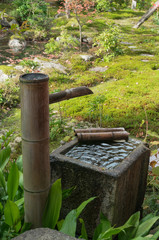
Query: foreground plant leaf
xmin=60 ymin=197 xmax=96 ymax=237
xmin=135 ymin=216 xmax=159 ymax=237
xmin=7 ymin=163 xmax=19 ymax=201
xmin=4 ymin=200 xmax=21 ymax=232
xmin=93 ymin=213 xmax=111 ymax=240
xmin=0 ymin=147 xmax=11 ymax=171
xmin=42 ymin=178 xmax=62 ymax=229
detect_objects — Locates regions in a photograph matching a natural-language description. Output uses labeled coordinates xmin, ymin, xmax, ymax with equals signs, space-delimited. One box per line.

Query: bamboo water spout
xmin=20 ymin=73 xmax=93 ymax=228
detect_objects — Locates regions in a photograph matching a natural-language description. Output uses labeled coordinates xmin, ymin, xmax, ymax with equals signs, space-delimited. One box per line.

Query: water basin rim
xmin=20 ymin=73 xmax=49 ymax=83
xmin=50 ymin=139 xmax=150 ymax=177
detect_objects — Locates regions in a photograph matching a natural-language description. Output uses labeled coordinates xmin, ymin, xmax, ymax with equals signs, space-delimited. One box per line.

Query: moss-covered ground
xmin=1 ymin=6 xmax=159 ymax=148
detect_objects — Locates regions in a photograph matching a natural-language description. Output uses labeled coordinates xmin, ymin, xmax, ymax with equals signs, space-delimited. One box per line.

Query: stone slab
xmin=12 ymin=228 xmax=80 ymax=240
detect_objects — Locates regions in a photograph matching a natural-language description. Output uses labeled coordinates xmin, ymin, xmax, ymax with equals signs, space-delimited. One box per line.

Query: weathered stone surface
xmin=12 ymin=228 xmax=79 ymax=240
xmin=50 ymin=139 xmax=150 ymax=237
xmin=0 ymin=70 xmax=9 ymax=82
xmin=9 ymin=38 xmax=26 ymax=52
xmin=0 ymin=18 xmax=10 ymax=28
xmin=80 ymin=54 xmax=93 ymax=61
xmin=89 ymin=66 xmax=108 ymax=72
xmin=140 ymin=54 xmax=154 ymax=57
xmin=33 ymin=58 xmax=67 ymax=74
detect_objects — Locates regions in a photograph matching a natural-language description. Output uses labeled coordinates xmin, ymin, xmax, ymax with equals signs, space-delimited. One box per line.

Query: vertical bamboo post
xmin=20 ymin=73 xmax=50 ymax=228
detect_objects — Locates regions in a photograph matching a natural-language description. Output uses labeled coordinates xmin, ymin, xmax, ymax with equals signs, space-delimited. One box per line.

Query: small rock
xmin=89 ymin=66 xmax=108 ymax=72
xmin=80 ymin=54 xmax=93 ymax=61
xmin=9 ymin=19 xmax=19 ymax=27
xmin=33 ymin=57 xmax=67 ymax=74
xmin=14 ymin=65 xmax=24 ymax=71
xmin=9 ymin=38 xmax=26 ymax=52
xmin=0 ymin=70 xmax=9 ymax=82
xmin=128 ymin=46 xmax=136 ymax=49
xmin=141 ymin=59 xmax=149 ymax=62
xmin=140 ymin=54 xmax=154 ymax=57
xmin=0 ymin=18 xmax=10 ymax=28
xmin=121 ymin=41 xmax=132 ymax=45
xmin=60 ymin=140 xmax=65 ymax=145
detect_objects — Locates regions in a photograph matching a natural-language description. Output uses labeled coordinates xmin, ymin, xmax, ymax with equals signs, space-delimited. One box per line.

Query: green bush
xmin=96 ymin=0 xmax=120 ymax=12
xmin=45 ymin=29 xmax=79 ymax=54
xmin=94 ymin=24 xmax=123 ymax=61
xmin=11 ymin=0 xmax=48 ymax=27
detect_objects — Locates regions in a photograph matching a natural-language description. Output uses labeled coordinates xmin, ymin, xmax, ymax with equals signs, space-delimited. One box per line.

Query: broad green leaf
xmin=0 ymin=168 xmax=6 ymax=192
xmin=79 ymin=218 xmax=88 ymax=240
xmin=0 ymin=202 xmax=3 ymax=214
xmin=135 ymin=216 xmax=159 ymax=237
xmin=19 ymin=171 xmax=24 ymax=189
xmin=60 ymin=209 xmax=77 ymax=237
xmin=152 ymin=166 xmax=159 ymax=176
xmin=4 ymin=200 xmax=21 ymax=232
xmin=15 ymin=197 xmax=24 ymax=207
xmin=118 ymin=211 xmax=140 ymax=240
xmin=76 ymin=197 xmax=96 ymax=218
xmin=98 ymin=226 xmax=123 ymax=240
xmin=16 ymin=155 xmax=23 ymax=172
xmin=139 ymin=213 xmax=155 ymax=225
xmin=57 ymin=219 xmax=64 ymax=231
xmin=7 ymin=163 xmax=19 ymax=201
xmin=42 ymin=179 xmax=62 ymax=229
xmin=93 ymin=213 xmax=111 ymax=240
xmin=20 ymin=222 xmax=31 ymax=233
xmin=62 ymin=186 xmax=76 ymax=200
xmin=0 ymin=147 xmax=11 ymax=171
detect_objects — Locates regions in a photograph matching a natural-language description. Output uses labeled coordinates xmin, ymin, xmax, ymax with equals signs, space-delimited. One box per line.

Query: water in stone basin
xmin=65 ymin=138 xmax=141 ymax=169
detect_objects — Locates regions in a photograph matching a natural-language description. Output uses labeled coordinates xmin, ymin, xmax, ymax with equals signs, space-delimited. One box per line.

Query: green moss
xmin=0 ymin=65 xmax=14 ymax=75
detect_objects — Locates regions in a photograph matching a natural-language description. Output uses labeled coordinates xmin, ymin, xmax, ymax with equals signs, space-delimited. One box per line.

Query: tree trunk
xmin=133 ymin=1 xmax=159 ymax=28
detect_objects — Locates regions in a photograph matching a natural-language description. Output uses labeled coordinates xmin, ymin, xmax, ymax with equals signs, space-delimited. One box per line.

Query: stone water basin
xmin=50 ymin=138 xmax=150 ymax=237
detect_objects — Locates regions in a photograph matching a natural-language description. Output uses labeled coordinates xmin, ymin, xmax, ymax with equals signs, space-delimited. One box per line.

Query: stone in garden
xmin=0 ymin=18 xmax=10 ymax=28
xmin=8 ymin=38 xmax=26 ymax=52
xmin=80 ymin=54 xmax=93 ymax=61
xmin=0 ymin=70 xmax=9 ymax=82
xmin=14 ymin=65 xmax=25 ymax=71
xmin=9 ymin=19 xmax=19 ymax=27
xmin=83 ymin=37 xmax=93 ymax=44
xmin=12 ymin=228 xmax=81 ymax=240
xmin=89 ymin=66 xmax=108 ymax=72
xmin=128 ymin=46 xmax=137 ymax=49
xmin=121 ymin=41 xmax=133 ymax=45
xmin=141 ymin=59 xmax=149 ymax=62
xmin=140 ymin=54 xmax=154 ymax=57
xmin=33 ymin=57 xmax=67 ymax=74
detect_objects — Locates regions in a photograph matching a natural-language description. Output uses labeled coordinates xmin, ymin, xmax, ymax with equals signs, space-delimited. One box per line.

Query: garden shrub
xmin=94 ymin=24 xmax=123 ymax=61
xmin=11 ymin=0 xmax=49 ymax=27
xmin=45 ymin=29 xmax=79 ymax=54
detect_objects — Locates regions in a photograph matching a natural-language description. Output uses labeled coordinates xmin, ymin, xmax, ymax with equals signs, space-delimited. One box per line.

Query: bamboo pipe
xmin=49 ymin=86 xmax=93 ymax=104
xmin=20 ymin=73 xmax=50 ymax=228
xmin=77 ymin=131 xmax=129 ymax=142
xmin=74 ymin=128 xmax=125 ymax=135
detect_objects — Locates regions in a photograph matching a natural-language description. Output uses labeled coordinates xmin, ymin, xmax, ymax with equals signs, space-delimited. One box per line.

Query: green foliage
xmin=94 ymin=24 xmax=123 ymax=61
xmin=0 ymin=132 xmax=30 ymax=239
xmin=42 ymin=178 xmax=95 ymax=238
xmin=20 ymin=59 xmax=39 ymax=69
xmin=45 ymin=29 xmax=79 ymax=54
xmin=96 ymin=0 xmax=120 ymax=12
xmin=136 ymin=0 xmax=152 ymax=10
xmin=49 ymin=106 xmax=66 ymax=141
xmin=12 ymin=0 xmax=48 ymax=28
xmin=93 ymin=211 xmax=159 ymax=240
